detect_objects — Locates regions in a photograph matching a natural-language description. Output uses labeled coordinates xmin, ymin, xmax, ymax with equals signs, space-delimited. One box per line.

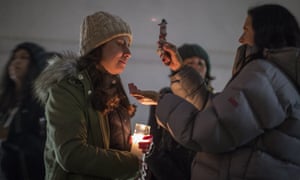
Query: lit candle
xmin=131 ymin=123 xmax=151 ymax=159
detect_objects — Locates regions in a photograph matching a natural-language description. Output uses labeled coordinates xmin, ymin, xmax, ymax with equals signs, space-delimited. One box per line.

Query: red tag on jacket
xmin=228 ymin=97 xmax=238 ymax=107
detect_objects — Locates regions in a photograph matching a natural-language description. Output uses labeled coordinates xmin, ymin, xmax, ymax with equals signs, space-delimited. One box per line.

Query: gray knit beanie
xmin=178 ymin=44 xmax=214 ymax=82
xmin=80 ymin=11 xmax=132 ymax=56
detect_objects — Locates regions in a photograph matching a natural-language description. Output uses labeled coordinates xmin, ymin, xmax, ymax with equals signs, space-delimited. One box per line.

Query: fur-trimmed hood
xmin=34 ymin=54 xmax=80 ymax=104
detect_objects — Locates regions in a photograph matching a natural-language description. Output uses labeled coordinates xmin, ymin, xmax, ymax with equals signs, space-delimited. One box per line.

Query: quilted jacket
xmin=156 ymin=47 xmax=300 ymax=180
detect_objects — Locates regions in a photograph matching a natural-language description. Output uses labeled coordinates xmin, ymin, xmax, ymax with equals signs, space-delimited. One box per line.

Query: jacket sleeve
xmin=146 ymin=148 xmax=190 ymax=180
xmin=170 ymin=65 xmax=211 ymax=110
xmin=156 ymin=61 xmax=286 ymax=153
xmin=46 ymin=82 xmax=139 ymax=179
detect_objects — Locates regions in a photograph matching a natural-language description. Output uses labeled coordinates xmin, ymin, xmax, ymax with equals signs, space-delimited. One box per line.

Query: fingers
xmin=128 ymin=83 xmax=145 ymax=101
xmin=131 ymin=93 xmax=144 ymax=99
xmin=128 ymin=83 xmax=140 ymax=94
xmin=142 ymin=91 xmax=159 ymax=100
xmin=158 ymin=40 xmax=177 ymax=54
xmin=161 ymin=52 xmax=172 ymax=66
xmin=138 ymin=142 xmax=151 ymax=153
xmin=129 ymin=87 xmax=159 ymax=105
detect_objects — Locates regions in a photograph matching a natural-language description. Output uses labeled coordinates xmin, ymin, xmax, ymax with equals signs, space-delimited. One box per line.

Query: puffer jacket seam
xmin=242 ymin=137 xmax=259 ymax=179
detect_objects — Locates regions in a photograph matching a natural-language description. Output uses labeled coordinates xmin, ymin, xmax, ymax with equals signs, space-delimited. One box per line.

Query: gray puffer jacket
xmin=156 ymin=47 xmax=300 ymax=180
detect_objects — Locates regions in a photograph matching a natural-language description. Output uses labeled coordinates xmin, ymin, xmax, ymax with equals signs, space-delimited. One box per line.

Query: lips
xmin=119 ymin=59 xmax=127 ymax=65
xmin=9 ymin=68 xmax=17 ymax=80
xmin=9 ymin=65 xmax=25 ymax=80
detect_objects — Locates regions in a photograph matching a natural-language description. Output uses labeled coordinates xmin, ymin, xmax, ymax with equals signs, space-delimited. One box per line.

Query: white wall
xmin=1 ymin=0 xmax=299 ymax=127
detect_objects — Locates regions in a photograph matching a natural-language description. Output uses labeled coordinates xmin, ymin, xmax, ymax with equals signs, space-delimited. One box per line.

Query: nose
xmin=239 ymin=33 xmax=245 ymax=44
xmin=10 ymin=58 xmax=20 ymax=67
xmin=192 ymin=64 xmax=199 ymax=70
xmin=123 ymin=47 xmax=132 ymax=59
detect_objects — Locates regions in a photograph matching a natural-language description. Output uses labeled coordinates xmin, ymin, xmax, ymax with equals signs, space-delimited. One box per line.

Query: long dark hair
xmin=0 ymin=43 xmax=44 ymax=112
xmin=77 ymin=45 xmax=135 ymax=116
xmin=246 ymin=4 xmax=300 ymax=61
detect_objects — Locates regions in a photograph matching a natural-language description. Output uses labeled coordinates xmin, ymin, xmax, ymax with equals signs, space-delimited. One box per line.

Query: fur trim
xmin=34 ymin=53 xmax=79 ymax=104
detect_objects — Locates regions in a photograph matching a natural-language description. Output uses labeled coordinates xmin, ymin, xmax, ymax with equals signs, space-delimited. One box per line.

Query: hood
xmin=265 ymin=47 xmax=300 ymax=89
xmin=34 ymin=53 xmax=79 ymax=104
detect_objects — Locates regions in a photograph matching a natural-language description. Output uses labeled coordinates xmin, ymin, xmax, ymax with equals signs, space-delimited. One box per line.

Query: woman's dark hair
xmin=0 ymin=42 xmax=45 ymax=112
xmin=247 ymin=4 xmax=300 ymax=60
xmin=77 ymin=46 xmax=135 ymax=116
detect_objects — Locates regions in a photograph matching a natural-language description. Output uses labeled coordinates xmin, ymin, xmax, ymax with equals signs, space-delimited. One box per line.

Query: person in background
xmin=34 ymin=11 xmax=149 ymax=180
xmin=0 ymin=42 xmax=47 ymax=180
xmin=178 ymin=43 xmax=214 ymax=90
xmin=155 ymin=4 xmax=300 ymax=180
xmin=130 ymin=43 xmax=215 ymax=180
xmin=129 ymin=43 xmax=215 ymax=106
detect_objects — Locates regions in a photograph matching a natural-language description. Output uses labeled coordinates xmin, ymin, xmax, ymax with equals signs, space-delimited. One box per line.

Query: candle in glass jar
xmin=131 ymin=123 xmax=151 ymax=159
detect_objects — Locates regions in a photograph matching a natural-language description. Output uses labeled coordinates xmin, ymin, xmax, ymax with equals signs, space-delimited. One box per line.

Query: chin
xmin=110 ymin=69 xmax=124 ymax=75
xmin=116 ymin=66 xmax=126 ymax=74
xmin=116 ymin=70 xmax=125 ymax=74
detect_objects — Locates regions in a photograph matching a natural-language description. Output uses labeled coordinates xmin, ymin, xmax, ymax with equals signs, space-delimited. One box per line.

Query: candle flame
xmin=132 ymin=133 xmax=145 ymax=143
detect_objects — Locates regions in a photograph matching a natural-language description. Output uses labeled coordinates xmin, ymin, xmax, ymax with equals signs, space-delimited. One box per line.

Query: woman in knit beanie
xmin=35 ymin=11 xmax=143 ymax=180
xmin=129 ymin=43 xmax=215 ymax=106
xmin=156 ymin=4 xmax=300 ymax=180
xmin=0 ymin=42 xmax=46 ymax=180
xmin=129 ymin=43 xmax=215 ymax=180
xmin=178 ymin=43 xmax=215 ymax=87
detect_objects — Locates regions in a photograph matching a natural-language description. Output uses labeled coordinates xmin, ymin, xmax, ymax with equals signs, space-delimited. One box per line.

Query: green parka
xmin=35 ymin=55 xmax=139 ymax=180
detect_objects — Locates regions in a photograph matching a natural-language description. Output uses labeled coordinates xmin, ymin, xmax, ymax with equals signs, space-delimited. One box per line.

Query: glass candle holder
xmin=131 ymin=123 xmax=151 ymax=159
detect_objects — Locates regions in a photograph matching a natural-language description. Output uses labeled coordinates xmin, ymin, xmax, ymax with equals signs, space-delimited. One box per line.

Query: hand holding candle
xmin=131 ymin=123 xmax=152 ymax=160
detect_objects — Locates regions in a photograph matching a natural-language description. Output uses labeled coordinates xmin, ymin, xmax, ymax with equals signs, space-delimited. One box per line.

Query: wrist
xmin=170 ymin=65 xmax=183 ymax=76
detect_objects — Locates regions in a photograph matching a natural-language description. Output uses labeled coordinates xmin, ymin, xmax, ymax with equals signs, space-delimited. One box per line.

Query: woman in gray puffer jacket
xmin=156 ymin=4 xmax=300 ymax=180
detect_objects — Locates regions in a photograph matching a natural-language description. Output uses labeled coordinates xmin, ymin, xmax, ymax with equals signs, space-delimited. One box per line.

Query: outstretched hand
xmin=158 ymin=40 xmax=183 ymax=71
xmin=128 ymin=83 xmax=159 ymax=105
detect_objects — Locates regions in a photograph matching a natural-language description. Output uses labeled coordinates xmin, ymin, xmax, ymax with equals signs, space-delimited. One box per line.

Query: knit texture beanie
xmin=80 ymin=11 xmax=132 ymax=56
xmin=178 ymin=44 xmax=214 ymax=82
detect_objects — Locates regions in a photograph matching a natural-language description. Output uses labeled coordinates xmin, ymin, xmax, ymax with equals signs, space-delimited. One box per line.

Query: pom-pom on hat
xmin=80 ymin=11 xmax=132 ymax=56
